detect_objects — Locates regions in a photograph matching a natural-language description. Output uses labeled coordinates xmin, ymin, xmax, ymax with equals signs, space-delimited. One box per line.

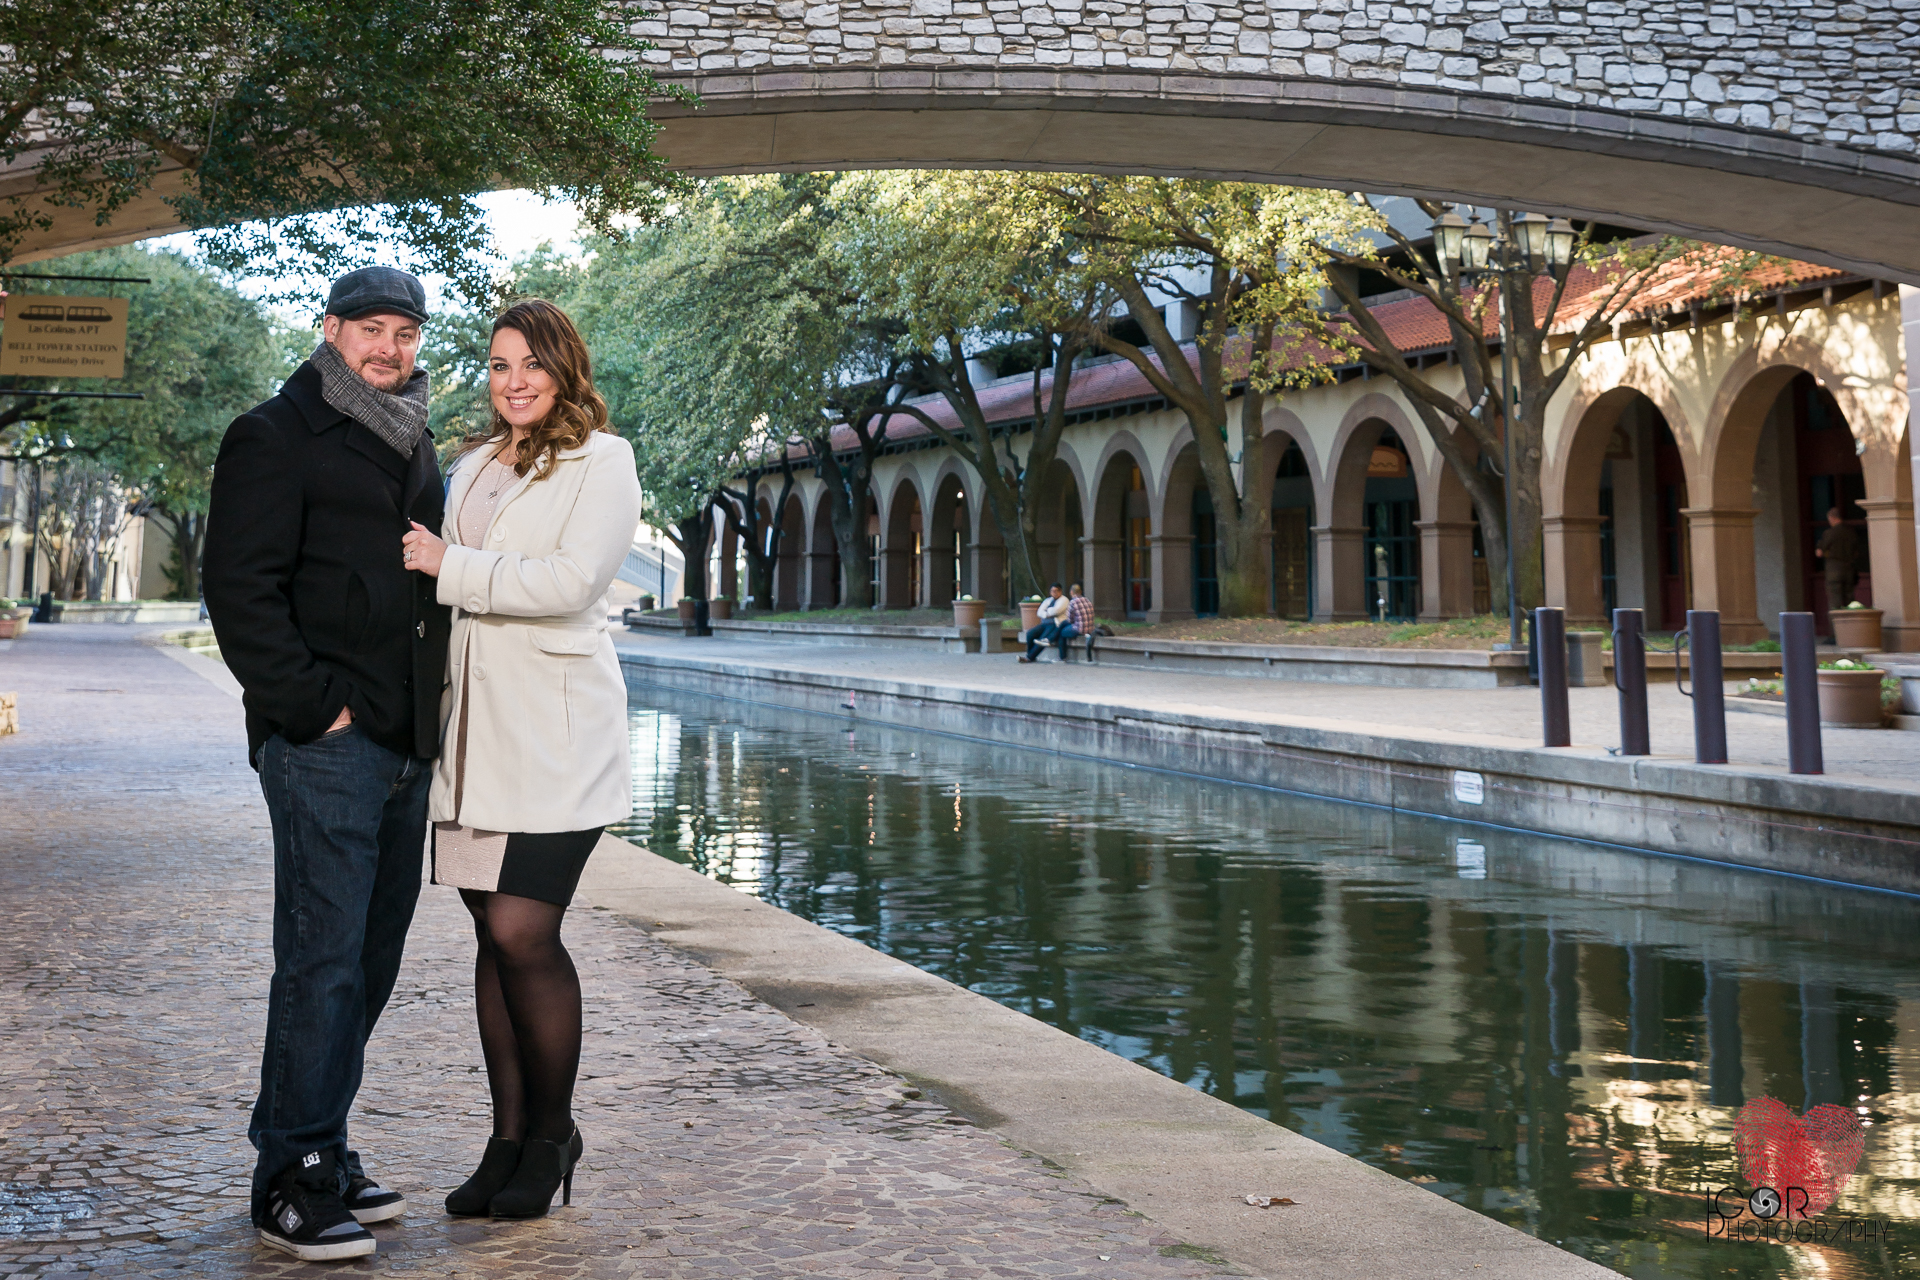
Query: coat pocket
xmin=526 ymin=626 xmax=600 ymax=743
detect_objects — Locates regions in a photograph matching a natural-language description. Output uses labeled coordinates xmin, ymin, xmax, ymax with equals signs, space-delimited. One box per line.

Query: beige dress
xmin=432 ymin=450 xmax=521 ymax=893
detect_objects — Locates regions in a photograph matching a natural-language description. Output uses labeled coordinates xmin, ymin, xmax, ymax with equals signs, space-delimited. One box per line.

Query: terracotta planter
xmin=638 ymin=594 xmax=656 ymax=612
xmin=708 ymin=598 xmax=733 ymax=621
xmin=0 ymin=610 xmax=25 ymax=640
xmin=677 ymin=599 xmax=698 ymax=622
xmin=952 ymin=599 xmax=987 ymax=630
xmin=1018 ymin=600 xmax=1043 ymax=633
xmin=1816 ymin=668 xmax=1885 ymax=728
xmin=1831 ymin=606 xmax=1883 ymax=651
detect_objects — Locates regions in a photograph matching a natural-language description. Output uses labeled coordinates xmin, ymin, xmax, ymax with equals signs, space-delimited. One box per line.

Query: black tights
xmin=459 ymin=890 xmax=579 ymax=1144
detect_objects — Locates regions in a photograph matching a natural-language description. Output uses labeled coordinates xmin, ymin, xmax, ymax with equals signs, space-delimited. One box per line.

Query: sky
xmin=150 ymin=189 xmax=586 ymax=318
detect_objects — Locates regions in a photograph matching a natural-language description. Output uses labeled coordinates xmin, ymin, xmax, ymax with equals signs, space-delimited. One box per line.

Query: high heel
xmin=488 ymin=1129 xmax=582 ymax=1219
xmin=445 ymin=1137 xmax=522 ymax=1217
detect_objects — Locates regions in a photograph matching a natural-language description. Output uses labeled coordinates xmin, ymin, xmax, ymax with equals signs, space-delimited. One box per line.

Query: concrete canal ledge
xmin=617 ymin=643 xmax=1920 ymax=897
xmin=580 ymin=836 xmax=1617 ymax=1280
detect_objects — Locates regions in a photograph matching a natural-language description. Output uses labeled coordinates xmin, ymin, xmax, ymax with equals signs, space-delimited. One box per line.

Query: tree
xmin=3 ymin=0 xmax=688 ymax=302
xmin=3 ymin=245 xmax=285 ymax=598
xmin=1011 ymin=177 xmax=1371 ymax=617
xmin=581 ymin=176 xmax=912 ymax=610
xmin=838 ymin=172 xmax=1118 ymax=604
xmin=1308 ymin=200 xmax=1774 ymax=613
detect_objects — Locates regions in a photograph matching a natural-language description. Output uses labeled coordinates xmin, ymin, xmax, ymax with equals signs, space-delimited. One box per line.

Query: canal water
xmin=609 ymin=683 xmax=1920 ymax=1280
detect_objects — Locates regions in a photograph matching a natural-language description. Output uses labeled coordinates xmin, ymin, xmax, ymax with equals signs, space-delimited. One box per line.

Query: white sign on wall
xmin=1451 ymin=770 xmax=1486 ymax=805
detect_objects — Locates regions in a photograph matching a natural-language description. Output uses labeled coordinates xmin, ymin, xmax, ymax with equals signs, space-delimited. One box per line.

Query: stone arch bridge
xmin=12 ymin=1 xmax=1920 ymax=280
xmin=639 ymin=0 xmax=1920 ymax=281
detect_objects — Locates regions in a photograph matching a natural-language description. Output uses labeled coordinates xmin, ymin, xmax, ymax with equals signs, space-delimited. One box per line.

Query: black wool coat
xmin=203 ymin=360 xmax=452 ymax=766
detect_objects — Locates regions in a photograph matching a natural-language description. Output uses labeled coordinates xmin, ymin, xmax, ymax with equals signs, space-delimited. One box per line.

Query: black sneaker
xmin=258 ymin=1149 xmax=377 ymax=1262
xmin=343 ymin=1150 xmax=406 ymax=1224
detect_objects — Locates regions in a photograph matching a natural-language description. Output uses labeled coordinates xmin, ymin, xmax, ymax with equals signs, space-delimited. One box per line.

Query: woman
xmin=399 ymin=298 xmax=642 ymax=1220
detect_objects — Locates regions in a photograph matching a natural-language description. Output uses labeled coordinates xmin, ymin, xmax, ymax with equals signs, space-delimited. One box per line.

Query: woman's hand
xmin=402 ymin=521 xmax=447 ymax=577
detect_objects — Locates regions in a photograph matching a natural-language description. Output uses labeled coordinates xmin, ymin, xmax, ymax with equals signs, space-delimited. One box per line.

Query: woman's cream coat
xmin=428 ymin=431 xmax=643 ymax=834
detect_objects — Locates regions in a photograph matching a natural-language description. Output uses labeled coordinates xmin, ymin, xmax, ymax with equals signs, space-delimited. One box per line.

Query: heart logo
xmin=1732 ymin=1096 xmax=1865 ymax=1217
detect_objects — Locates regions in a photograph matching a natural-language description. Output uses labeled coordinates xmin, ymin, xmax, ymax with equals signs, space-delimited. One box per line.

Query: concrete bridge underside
xmin=10 ymin=0 xmax=1920 ymax=281
xmin=645 ymin=68 xmax=1920 ymax=283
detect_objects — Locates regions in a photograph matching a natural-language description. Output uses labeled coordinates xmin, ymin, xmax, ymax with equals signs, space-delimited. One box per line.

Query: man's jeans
xmin=249 ymin=723 xmax=429 ymax=1221
xmin=1026 ymin=620 xmax=1079 ymax=661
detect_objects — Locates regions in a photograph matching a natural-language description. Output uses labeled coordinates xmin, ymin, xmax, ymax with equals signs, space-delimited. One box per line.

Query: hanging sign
xmin=0 ymin=296 xmax=129 ymax=378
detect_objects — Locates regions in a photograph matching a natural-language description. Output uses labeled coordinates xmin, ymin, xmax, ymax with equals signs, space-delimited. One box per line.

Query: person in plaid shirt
xmin=1063 ymin=584 xmax=1095 ymax=642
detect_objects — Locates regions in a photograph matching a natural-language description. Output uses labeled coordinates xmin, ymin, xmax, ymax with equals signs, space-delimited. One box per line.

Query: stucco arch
xmin=1697 ymin=335 xmax=1919 ymax=643
xmin=925 ymin=463 xmax=973 ymax=607
xmin=806 ymin=483 xmax=841 ymax=609
xmin=1089 ymin=431 xmax=1156 ymax=620
xmin=880 ymin=471 xmax=927 ymax=608
xmin=1322 ymin=400 xmax=1424 ymax=622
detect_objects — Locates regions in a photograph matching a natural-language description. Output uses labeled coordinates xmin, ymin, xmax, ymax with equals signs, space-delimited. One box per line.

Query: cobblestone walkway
xmin=0 ymin=626 xmax=1226 ymax=1280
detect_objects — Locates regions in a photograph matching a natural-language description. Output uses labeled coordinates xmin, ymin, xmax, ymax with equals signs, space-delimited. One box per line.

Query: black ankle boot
xmin=487 ymin=1129 xmax=581 ymax=1219
xmin=444 ymin=1137 xmax=522 ymax=1217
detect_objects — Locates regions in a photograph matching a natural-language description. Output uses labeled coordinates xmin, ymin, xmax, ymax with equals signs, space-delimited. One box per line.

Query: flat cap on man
xmin=326 ymin=266 xmax=428 ymax=326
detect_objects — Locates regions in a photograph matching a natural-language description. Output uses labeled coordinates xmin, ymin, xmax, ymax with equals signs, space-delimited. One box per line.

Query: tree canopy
xmin=3 ymin=0 xmax=689 ymax=302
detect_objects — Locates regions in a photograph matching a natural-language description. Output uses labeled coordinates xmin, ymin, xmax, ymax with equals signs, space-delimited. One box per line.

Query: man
xmin=1815 ymin=506 xmax=1862 ymax=637
xmin=1019 ymin=583 xmax=1069 ymax=663
xmin=1056 ymin=583 xmax=1096 ymax=658
xmin=203 ymin=267 xmax=451 ymax=1262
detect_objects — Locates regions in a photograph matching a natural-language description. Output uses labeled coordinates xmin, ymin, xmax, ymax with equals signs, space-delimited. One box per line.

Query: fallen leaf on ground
xmin=1242 ymin=1195 xmax=1298 ymax=1207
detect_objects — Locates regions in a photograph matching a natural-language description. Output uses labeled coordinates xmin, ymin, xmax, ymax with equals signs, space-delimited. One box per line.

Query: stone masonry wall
xmin=627 ymin=1 xmax=1920 ymax=154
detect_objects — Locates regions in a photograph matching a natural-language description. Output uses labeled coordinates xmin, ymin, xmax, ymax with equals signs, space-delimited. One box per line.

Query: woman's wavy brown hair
xmin=456 ymin=298 xmax=611 ymax=481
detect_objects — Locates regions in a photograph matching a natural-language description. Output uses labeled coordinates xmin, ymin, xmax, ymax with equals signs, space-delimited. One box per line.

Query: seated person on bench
xmin=1019 ymin=584 xmax=1069 ymax=663
xmin=1057 ymin=584 xmax=1095 ymax=657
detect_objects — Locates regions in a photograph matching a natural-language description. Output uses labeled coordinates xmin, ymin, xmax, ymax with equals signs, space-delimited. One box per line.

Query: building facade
xmin=728 ymin=270 xmax=1919 ymax=650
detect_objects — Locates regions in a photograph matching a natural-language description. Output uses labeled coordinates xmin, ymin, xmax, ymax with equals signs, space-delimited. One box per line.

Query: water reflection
xmin=609 ymin=689 xmax=1920 ymax=1279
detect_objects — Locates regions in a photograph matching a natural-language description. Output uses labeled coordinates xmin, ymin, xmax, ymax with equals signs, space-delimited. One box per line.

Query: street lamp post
xmin=1432 ymin=208 xmax=1575 ymax=650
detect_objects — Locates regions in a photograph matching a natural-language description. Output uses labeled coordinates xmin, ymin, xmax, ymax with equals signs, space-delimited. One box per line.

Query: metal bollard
xmin=1613 ymin=608 xmax=1650 ymax=756
xmin=1781 ymin=611 xmax=1824 ymax=775
xmin=1687 ymin=609 xmax=1727 ymax=763
xmin=1536 ymin=606 xmax=1571 ymax=747
xmin=979 ymin=617 xmax=999 ymax=655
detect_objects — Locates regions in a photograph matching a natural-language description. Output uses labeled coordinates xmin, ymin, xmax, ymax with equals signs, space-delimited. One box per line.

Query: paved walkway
xmin=0 ymin=625 xmax=1227 ymax=1279
xmin=612 ymin=633 xmax=1920 ymax=786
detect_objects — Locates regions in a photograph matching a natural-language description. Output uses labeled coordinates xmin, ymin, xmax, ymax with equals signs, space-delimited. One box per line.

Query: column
xmin=878 ymin=540 xmax=911 ymax=609
xmin=967 ymin=540 xmax=1007 ymax=610
xmin=805 ymin=549 xmax=838 ymax=610
xmin=1312 ymin=523 xmax=1368 ymax=621
xmin=921 ymin=541 xmax=951 ymax=608
xmin=1416 ymin=519 xmax=1479 ymax=620
xmin=1860 ymin=497 xmax=1920 ymax=650
xmin=1146 ymin=533 xmax=1193 ymax=623
xmin=717 ymin=523 xmax=739 ymax=602
xmin=1542 ymin=514 xmax=1607 ymax=627
xmin=1682 ymin=505 xmax=1767 ymax=643
xmin=1082 ymin=537 xmax=1122 ymax=619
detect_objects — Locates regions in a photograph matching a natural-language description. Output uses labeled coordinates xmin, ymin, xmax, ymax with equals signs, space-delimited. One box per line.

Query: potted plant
xmin=1017 ymin=595 xmax=1045 ymax=634
xmin=952 ymin=594 xmax=987 ymax=630
xmin=638 ymin=593 xmax=656 ymax=613
xmin=0 ymin=600 xmax=26 ymax=641
xmin=709 ymin=596 xmax=734 ymax=621
xmin=1816 ymin=658 xmax=1885 ymax=728
xmin=677 ymin=596 xmax=699 ymax=622
xmin=1831 ymin=600 xmax=1883 ymax=651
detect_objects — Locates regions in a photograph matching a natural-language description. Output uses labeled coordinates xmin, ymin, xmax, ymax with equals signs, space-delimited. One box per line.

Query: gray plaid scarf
xmin=310 ymin=339 xmax=431 ymax=457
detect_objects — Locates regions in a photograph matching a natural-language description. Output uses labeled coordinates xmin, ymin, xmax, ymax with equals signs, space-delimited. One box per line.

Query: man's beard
xmin=356 ymin=360 xmax=408 ymax=392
